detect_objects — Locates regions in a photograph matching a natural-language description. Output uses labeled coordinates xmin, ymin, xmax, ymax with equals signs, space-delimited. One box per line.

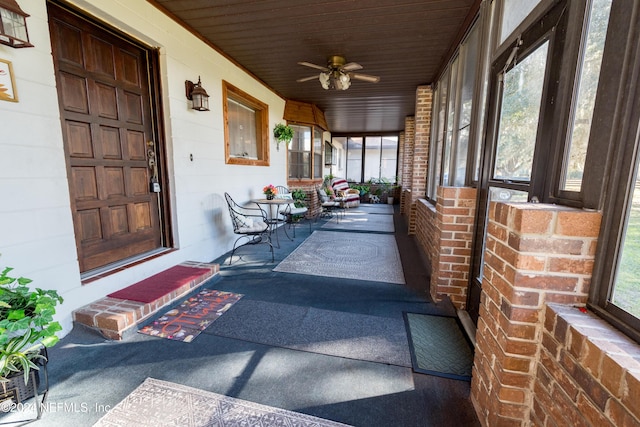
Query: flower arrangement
xmin=263 ymin=184 xmax=277 ymax=200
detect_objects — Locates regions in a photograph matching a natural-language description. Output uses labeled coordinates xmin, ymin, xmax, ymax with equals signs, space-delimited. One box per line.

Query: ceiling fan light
xmin=319 ymin=72 xmax=330 ymax=90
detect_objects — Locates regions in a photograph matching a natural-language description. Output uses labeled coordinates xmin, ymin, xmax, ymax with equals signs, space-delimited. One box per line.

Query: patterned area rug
xmin=403 ymin=313 xmax=474 ymax=381
xmin=273 ymin=231 xmax=405 ymax=284
xmin=138 ymin=289 xmax=243 ymax=342
xmin=322 ymin=211 xmax=395 ymax=233
xmin=93 ymin=378 xmax=351 ymax=427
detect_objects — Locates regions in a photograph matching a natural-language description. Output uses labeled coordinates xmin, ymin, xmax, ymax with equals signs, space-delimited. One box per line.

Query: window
xmin=324 ymin=141 xmax=334 ymax=165
xmin=313 ymin=129 xmax=322 ymax=178
xmin=499 ymin=0 xmax=542 ymax=44
xmin=612 ymin=166 xmax=640 ymax=319
xmin=493 ymin=41 xmax=548 ymax=181
xmin=346 ymin=137 xmax=363 ymax=182
xmin=560 ymin=0 xmax=612 ymax=192
xmin=587 ymin=1 xmax=640 ymax=342
xmin=380 ymin=136 xmax=399 ymax=179
xmin=426 ymin=18 xmax=481 ymax=198
xmin=457 ymin=22 xmax=480 ymax=186
xmin=364 ymin=136 xmax=382 ymax=180
xmin=428 ymin=74 xmax=448 ymax=200
xmin=287 ymin=124 xmax=323 ymax=180
xmin=223 ymin=81 xmax=269 ymax=166
xmin=288 ymin=124 xmax=311 ymax=179
xmin=337 ymin=135 xmax=398 ymax=183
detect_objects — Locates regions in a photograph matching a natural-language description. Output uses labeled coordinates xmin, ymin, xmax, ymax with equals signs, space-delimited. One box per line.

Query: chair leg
xmin=229 ymin=234 xmax=274 ymax=264
xmin=263 ymin=231 xmax=274 ymax=262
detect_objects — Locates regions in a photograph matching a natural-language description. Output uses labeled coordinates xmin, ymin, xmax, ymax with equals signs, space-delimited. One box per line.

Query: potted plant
xmin=379 ymin=177 xmax=398 ymax=204
xmin=291 ymin=188 xmax=307 ymax=209
xmin=0 ymin=266 xmax=63 ymax=403
xmin=349 ymin=184 xmax=370 ymax=203
xmin=263 ymin=184 xmax=278 ymax=200
xmin=273 ymin=123 xmax=293 ymax=151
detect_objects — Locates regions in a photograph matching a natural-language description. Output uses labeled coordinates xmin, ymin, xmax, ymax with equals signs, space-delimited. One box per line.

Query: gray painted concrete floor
xmin=4 ymin=209 xmax=480 ymax=427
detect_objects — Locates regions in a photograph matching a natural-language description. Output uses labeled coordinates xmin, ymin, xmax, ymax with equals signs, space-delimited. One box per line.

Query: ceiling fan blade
xmin=296 ymin=75 xmax=319 ymax=83
xmin=342 ymin=62 xmax=363 ymax=72
xmin=350 ymin=73 xmax=380 ymax=83
xmin=298 ymin=61 xmax=328 ymax=72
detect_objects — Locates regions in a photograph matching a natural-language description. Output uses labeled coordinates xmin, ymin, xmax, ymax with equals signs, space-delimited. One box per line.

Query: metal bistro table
xmin=253 ymin=198 xmax=294 ymax=248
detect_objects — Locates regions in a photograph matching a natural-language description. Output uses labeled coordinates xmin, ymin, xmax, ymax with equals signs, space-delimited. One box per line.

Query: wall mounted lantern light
xmin=185 ymin=76 xmax=210 ymax=111
xmin=0 ymin=0 xmax=33 ymax=48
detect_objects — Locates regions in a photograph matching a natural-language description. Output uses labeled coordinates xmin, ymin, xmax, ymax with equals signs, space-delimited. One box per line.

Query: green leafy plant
xmin=349 ymin=184 xmax=370 ymax=196
xmin=0 ymin=266 xmax=63 ymax=385
xmin=291 ymin=188 xmax=307 ymax=208
xmin=273 ymin=123 xmax=294 ymax=150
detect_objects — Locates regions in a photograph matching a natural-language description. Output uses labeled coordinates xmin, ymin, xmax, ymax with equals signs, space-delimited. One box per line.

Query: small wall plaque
xmin=0 ymin=59 xmax=18 ymax=102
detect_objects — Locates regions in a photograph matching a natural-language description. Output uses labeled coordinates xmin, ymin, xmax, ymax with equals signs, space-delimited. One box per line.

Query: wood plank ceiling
xmin=149 ymin=0 xmax=477 ymax=133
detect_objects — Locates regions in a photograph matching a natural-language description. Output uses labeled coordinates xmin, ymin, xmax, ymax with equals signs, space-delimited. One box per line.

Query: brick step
xmin=72 ymin=261 xmax=219 ymax=340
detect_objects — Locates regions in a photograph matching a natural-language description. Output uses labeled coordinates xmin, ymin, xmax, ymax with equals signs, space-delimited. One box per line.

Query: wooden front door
xmin=48 ymin=3 xmax=166 ymax=273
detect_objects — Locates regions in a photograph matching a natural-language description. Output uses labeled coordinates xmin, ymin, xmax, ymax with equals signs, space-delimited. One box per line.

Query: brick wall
xmin=403 ymin=116 xmax=416 ymax=233
xmin=435 ymin=186 xmax=476 ymax=308
xmin=412 ymin=186 xmax=477 ymax=308
xmin=414 ymin=199 xmax=437 ymax=295
xmin=287 ymin=185 xmax=319 ymax=217
xmin=412 ymin=86 xmax=431 ymax=198
xmin=533 ymin=304 xmax=640 ymax=427
xmin=471 ymin=202 xmax=603 ymax=426
xmin=403 ymin=115 xmax=415 ymax=192
xmin=404 ymin=86 xmax=431 ymax=234
xmin=398 ymin=130 xmax=405 ymax=188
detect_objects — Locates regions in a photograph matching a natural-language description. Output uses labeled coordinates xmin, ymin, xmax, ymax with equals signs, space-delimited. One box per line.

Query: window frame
xmin=426 ymin=16 xmax=483 ymax=202
xmin=222 ymin=80 xmax=269 ymax=166
xmin=334 ymin=133 xmax=399 ymax=183
xmin=587 ymin=0 xmax=640 ymax=343
xmin=287 ymin=123 xmax=324 ymax=181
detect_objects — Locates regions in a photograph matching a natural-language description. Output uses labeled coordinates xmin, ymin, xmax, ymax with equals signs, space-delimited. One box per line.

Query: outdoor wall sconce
xmin=0 ymin=0 xmax=33 ymax=48
xmin=185 ymin=76 xmax=210 ymax=111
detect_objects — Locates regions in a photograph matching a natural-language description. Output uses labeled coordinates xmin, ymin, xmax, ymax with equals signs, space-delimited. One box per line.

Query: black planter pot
xmin=0 ymin=369 xmax=40 ymax=405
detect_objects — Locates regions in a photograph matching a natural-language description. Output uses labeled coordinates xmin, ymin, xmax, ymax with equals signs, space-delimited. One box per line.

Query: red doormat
xmin=107 ymin=265 xmax=212 ymax=303
xmin=138 ymin=289 xmax=243 ymax=342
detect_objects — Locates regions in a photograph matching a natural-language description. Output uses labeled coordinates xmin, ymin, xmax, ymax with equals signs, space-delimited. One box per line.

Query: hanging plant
xmin=273 ymin=123 xmax=293 ymax=150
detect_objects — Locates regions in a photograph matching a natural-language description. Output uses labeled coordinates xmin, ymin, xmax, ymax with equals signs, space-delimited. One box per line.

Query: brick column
xmin=471 ymin=202 xmax=602 ymax=426
xmin=414 ymin=186 xmax=476 ymax=308
xmin=403 ymin=116 xmax=416 ymax=233
xmin=403 ymin=116 xmax=415 ymax=192
xmin=411 ymin=85 xmax=432 ymax=199
xmin=397 ymin=130 xmax=405 ymax=187
xmin=434 ymin=186 xmax=476 ymax=308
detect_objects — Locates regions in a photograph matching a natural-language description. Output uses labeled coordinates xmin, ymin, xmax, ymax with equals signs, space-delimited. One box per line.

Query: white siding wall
xmin=0 ymin=0 xmax=287 ymax=336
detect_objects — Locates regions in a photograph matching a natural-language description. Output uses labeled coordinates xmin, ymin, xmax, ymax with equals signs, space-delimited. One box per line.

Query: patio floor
xmin=14 ymin=206 xmax=480 ymax=427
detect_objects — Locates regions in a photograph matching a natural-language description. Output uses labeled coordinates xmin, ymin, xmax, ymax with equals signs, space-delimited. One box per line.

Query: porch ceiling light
xmin=185 ymin=76 xmax=210 ymax=111
xmin=319 ymin=70 xmax=351 ymax=91
xmin=0 ymin=0 xmax=33 ymax=48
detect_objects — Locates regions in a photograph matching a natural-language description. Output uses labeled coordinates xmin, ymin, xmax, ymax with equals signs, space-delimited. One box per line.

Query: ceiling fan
xmin=297 ymin=55 xmax=380 ymax=90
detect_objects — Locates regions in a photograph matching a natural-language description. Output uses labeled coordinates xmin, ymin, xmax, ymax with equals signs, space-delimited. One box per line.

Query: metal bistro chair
xmin=275 ymin=186 xmax=311 ymax=237
xmin=224 ymin=192 xmax=274 ymax=264
xmin=316 ymin=185 xmax=343 ymax=223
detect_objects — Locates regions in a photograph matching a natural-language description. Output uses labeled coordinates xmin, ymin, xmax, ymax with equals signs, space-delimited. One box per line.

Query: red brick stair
xmin=72 ymin=261 xmax=219 ymax=340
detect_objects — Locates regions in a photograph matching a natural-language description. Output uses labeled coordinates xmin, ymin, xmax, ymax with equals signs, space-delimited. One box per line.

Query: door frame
xmin=49 ymin=0 xmax=173 ymax=278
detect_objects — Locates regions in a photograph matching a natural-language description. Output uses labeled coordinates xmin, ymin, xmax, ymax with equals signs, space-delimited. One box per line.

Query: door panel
xmin=49 ymin=3 xmax=164 ymax=273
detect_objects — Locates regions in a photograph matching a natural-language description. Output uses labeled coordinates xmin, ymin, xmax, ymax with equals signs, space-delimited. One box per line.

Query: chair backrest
xmin=224 ymin=192 xmax=265 ymax=234
xmin=275 ymin=185 xmax=290 ymax=196
xmin=330 ymin=177 xmax=350 ymax=193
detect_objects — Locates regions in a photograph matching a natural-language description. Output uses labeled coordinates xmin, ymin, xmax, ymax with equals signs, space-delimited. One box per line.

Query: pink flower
xmin=263 ymin=184 xmax=277 ymax=195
